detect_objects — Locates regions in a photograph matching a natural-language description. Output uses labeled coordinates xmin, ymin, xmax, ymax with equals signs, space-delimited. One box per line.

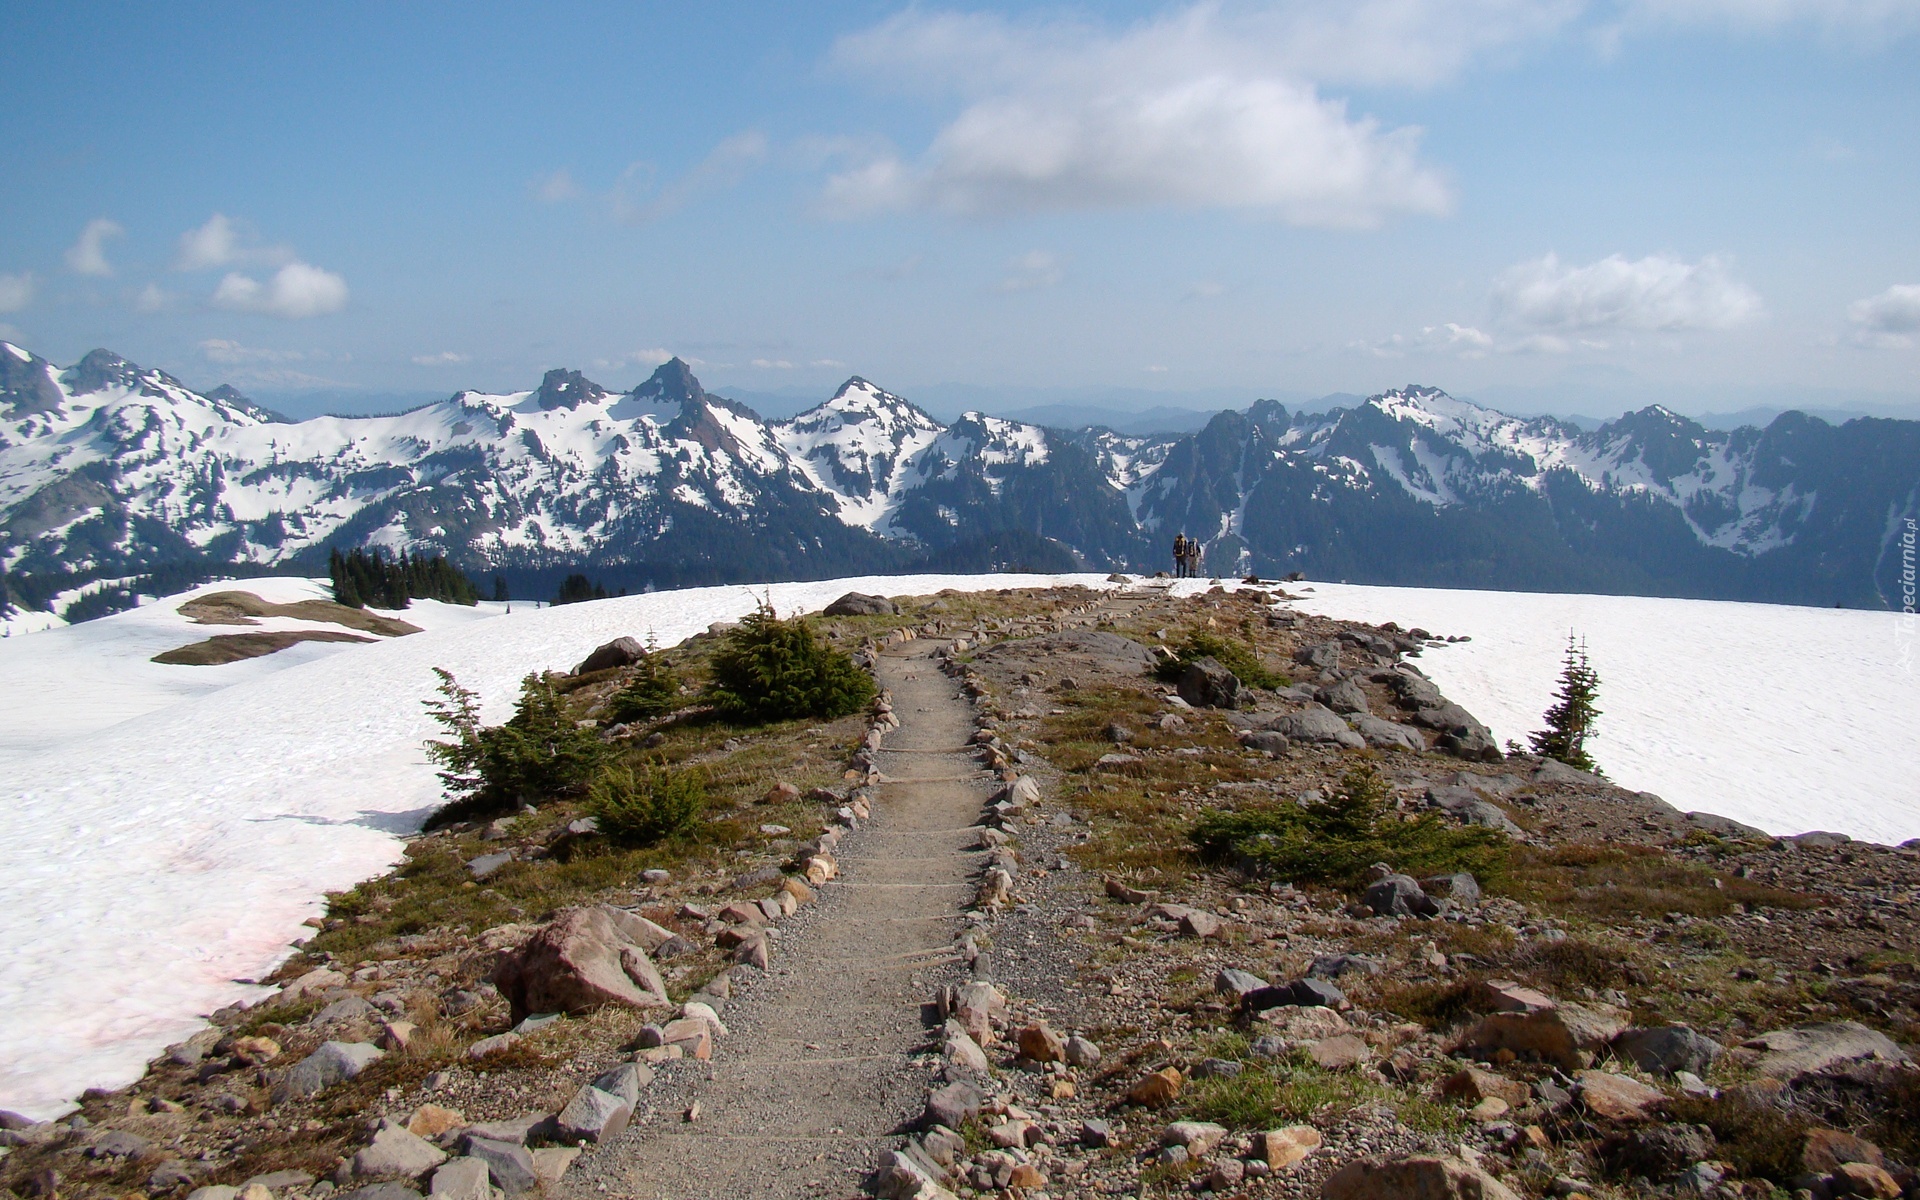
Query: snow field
xmin=1288 ymin=583 xmax=1920 ymax=844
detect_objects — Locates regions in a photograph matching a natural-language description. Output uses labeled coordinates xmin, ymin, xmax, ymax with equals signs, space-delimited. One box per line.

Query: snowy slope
xmin=0 ymin=578 xmax=498 ymax=758
xmin=0 ymin=571 xmax=1121 ymax=1120
xmin=1289 ymin=583 xmax=1920 ymax=844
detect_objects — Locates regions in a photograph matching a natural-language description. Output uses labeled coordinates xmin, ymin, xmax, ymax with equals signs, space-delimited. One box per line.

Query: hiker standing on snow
xmin=1184 ymin=537 xmax=1202 ymax=579
xmin=1172 ymin=532 xmax=1189 ymax=577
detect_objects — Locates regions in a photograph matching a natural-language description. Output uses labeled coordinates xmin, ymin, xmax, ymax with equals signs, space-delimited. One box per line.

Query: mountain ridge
xmin=2 ymin=341 xmax=1915 ymax=616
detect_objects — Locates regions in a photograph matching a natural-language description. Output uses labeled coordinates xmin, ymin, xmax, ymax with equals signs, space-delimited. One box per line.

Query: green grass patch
xmin=1191 ymin=765 xmax=1509 ymax=890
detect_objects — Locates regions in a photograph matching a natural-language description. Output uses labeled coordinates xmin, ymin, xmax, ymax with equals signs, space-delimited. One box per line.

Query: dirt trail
xmin=564 ymin=640 xmax=988 ymax=1200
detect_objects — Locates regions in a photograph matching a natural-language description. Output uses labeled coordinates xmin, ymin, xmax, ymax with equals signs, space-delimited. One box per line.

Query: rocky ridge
xmin=4 ymin=581 xmax=1918 ymax=1200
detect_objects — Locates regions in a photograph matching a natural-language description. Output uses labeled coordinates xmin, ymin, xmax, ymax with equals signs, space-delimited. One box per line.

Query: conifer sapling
xmin=1530 ymin=634 xmax=1602 ymax=774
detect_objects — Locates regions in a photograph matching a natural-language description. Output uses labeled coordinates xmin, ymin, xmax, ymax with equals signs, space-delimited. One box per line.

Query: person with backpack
xmin=1172 ymin=532 xmax=1189 ymax=577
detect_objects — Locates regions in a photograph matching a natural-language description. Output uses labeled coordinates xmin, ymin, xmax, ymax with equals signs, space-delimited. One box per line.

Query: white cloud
xmin=749 ymin=358 xmax=797 ymax=369
xmin=173 ymin=214 xmax=295 ymax=272
xmin=0 ymin=272 xmax=34 ymax=314
xmin=134 ymin=283 xmax=180 ymax=313
xmin=1847 ymin=283 xmax=1920 ymax=349
xmin=65 ymin=219 xmax=124 ymax=277
xmin=1359 ymin=322 xmax=1497 ymax=358
xmin=211 ymin=262 xmax=349 ymax=319
xmin=613 ymin=132 xmax=769 ymax=224
xmin=411 ymin=351 xmax=470 ymax=366
xmin=199 ymin=339 xmax=328 ymax=366
xmin=821 ymin=7 xmax=1460 ymax=225
xmin=535 ymin=169 xmax=580 ymax=204
xmin=998 ymin=250 xmax=1065 ymax=292
xmin=811 ymin=358 xmax=848 ymax=369
xmin=1492 ymin=252 xmax=1762 ymax=332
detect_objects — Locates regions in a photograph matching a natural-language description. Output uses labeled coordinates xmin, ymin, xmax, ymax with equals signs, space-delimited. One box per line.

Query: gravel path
xmin=562 ymin=641 xmax=988 ymax=1200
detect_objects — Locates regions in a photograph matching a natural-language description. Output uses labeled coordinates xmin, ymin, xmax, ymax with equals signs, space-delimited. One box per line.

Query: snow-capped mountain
xmin=3 ymin=343 xmax=1915 ymax=615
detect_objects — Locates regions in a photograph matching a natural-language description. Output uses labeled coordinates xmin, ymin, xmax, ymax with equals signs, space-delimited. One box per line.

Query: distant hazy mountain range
xmin=3 ymin=341 xmax=1915 ymax=615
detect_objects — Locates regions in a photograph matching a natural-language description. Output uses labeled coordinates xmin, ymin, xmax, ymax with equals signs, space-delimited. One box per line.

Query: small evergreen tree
xmin=705 ymin=600 xmax=875 ymax=723
xmin=588 ymin=759 xmax=706 ymax=846
xmin=422 ymin=668 xmax=606 ymax=822
xmin=1530 ymin=635 xmax=1602 ymax=774
xmin=606 ymin=642 xmax=681 ymax=725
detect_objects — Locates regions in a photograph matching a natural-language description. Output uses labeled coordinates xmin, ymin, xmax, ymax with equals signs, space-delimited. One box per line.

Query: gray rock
xmin=1309 ymin=954 xmax=1382 ymax=979
xmin=590 ymin=1062 xmax=653 ymax=1107
xmin=1533 ymin=758 xmax=1605 ymax=787
xmin=463 ymin=1137 xmax=538 ymax=1196
xmin=1063 ymin=1035 xmax=1101 ymax=1067
xmin=512 ymin=1012 xmax=561 ymax=1034
xmin=462 ymin=1114 xmax=549 ymax=1146
xmin=186 ymin=1187 xmax=238 ymax=1200
xmin=823 ymin=592 xmax=897 ymax=617
xmin=1243 ymin=978 xmax=1347 ymax=1012
xmin=1790 ymin=830 xmax=1852 ymax=848
xmin=1319 ymin=678 xmax=1369 ymax=714
xmin=427 ymin=1159 xmax=491 ymax=1200
xmin=1237 ymin=730 xmax=1291 ymax=754
xmin=1351 ymin=715 xmax=1422 ymax=751
xmin=1598 ymin=1124 xmax=1716 ymax=1179
xmin=1265 ymin=703 xmax=1365 ymax=749
xmin=1363 ymin=874 xmax=1441 ymax=919
xmin=466 ymin=852 xmax=512 ymax=881
xmin=86 ymin=1129 xmax=151 ymax=1158
xmin=1177 ymin=658 xmax=1240 ymax=709
xmin=1250 ymin=1035 xmax=1289 ymax=1058
xmin=311 ymin=995 xmax=376 ymax=1026
xmin=1421 ymin=872 xmax=1482 ymax=905
xmin=925 ymin=1082 xmax=984 ymax=1130
xmin=1292 ymin=642 xmax=1340 ymax=670
xmin=353 ymin=1123 xmax=447 ymax=1179
xmin=1742 ymin=1020 xmax=1908 ymax=1080
xmin=149 ymin=1160 xmax=198 ymax=1189
xmin=1612 ymin=1025 xmax=1723 ymax=1077
xmin=1080 ymin=1119 xmax=1115 ymax=1148
xmin=272 ymin=1041 xmax=384 ymax=1101
xmin=554 ymin=1085 xmax=631 ymax=1144
xmin=1214 ymin=967 xmax=1270 ymax=996
xmin=243 ymin=1170 xmax=316 ymax=1191
xmin=1425 ymin=784 xmax=1482 ymax=812
xmin=573 ymin=637 xmax=645 ymax=675
xmin=337 ymin=1185 xmax=423 ymax=1200
xmin=1462 ymin=801 xmax=1524 ymax=837
xmin=0 ymin=1110 xmax=34 ymax=1131
xmin=1192 ymin=1058 xmax=1243 ymax=1079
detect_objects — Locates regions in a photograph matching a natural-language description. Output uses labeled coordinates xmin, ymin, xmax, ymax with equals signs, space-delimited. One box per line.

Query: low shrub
xmin=1191 ymin=764 xmax=1508 ymax=890
xmin=1154 ymin=630 xmax=1289 ymax=690
xmin=588 ymin=760 xmax=707 ymax=846
xmin=605 ymin=647 xmax=681 ymax=724
xmin=705 ymin=601 xmax=875 ymax=723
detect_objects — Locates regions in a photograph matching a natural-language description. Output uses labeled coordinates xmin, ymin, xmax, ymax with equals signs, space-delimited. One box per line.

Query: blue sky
xmin=2 ymin=1 xmax=1917 ymax=420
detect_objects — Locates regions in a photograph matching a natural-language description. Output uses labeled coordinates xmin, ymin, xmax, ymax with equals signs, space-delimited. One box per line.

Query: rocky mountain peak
xmin=632 ymin=358 xmax=705 ymax=410
xmin=534 ymin=368 xmax=610 ymax=411
xmin=0 ymin=344 xmax=63 ymax=418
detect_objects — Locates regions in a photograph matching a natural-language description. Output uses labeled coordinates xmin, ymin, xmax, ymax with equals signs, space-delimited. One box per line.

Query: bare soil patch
xmin=151 ymin=629 xmax=376 ymax=665
xmin=179 ymin=590 xmax=422 ymax=637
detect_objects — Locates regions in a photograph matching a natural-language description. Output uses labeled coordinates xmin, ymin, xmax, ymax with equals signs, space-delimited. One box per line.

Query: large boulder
xmin=1459 ymin=1003 xmax=1627 ymax=1071
xmin=1613 ymin=1025 xmax=1722 ymax=1077
xmin=1318 ymin=678 xmax=1369 ymax=714
xmin=1363 ymin=874 xmax=1441 ymax=919
xmin=1264 ymin=703 xmax=1364 ymax=749
xmin=1741 ymin=1021 xmax=1908 ymax=1080
xmin=492 ymin=905 xmax=673 ymax=1022
xmin=1177 ymin=658 xmax=1240 ymax=708
xmin=1351 ymin=715 xmax=1423 ymax=751
xmin=573 ymin=637 xmax=645 ymax=675
xmin=353 ymin=1123 xmax=447 ymax=1180
xmin=1320 ymin=1154 xmax=1521 ymax=1200
xmin=271 ymin=1041 xmax=384 ymax=1102
xmin=824 ymin=592 xmax=897 ymax=617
